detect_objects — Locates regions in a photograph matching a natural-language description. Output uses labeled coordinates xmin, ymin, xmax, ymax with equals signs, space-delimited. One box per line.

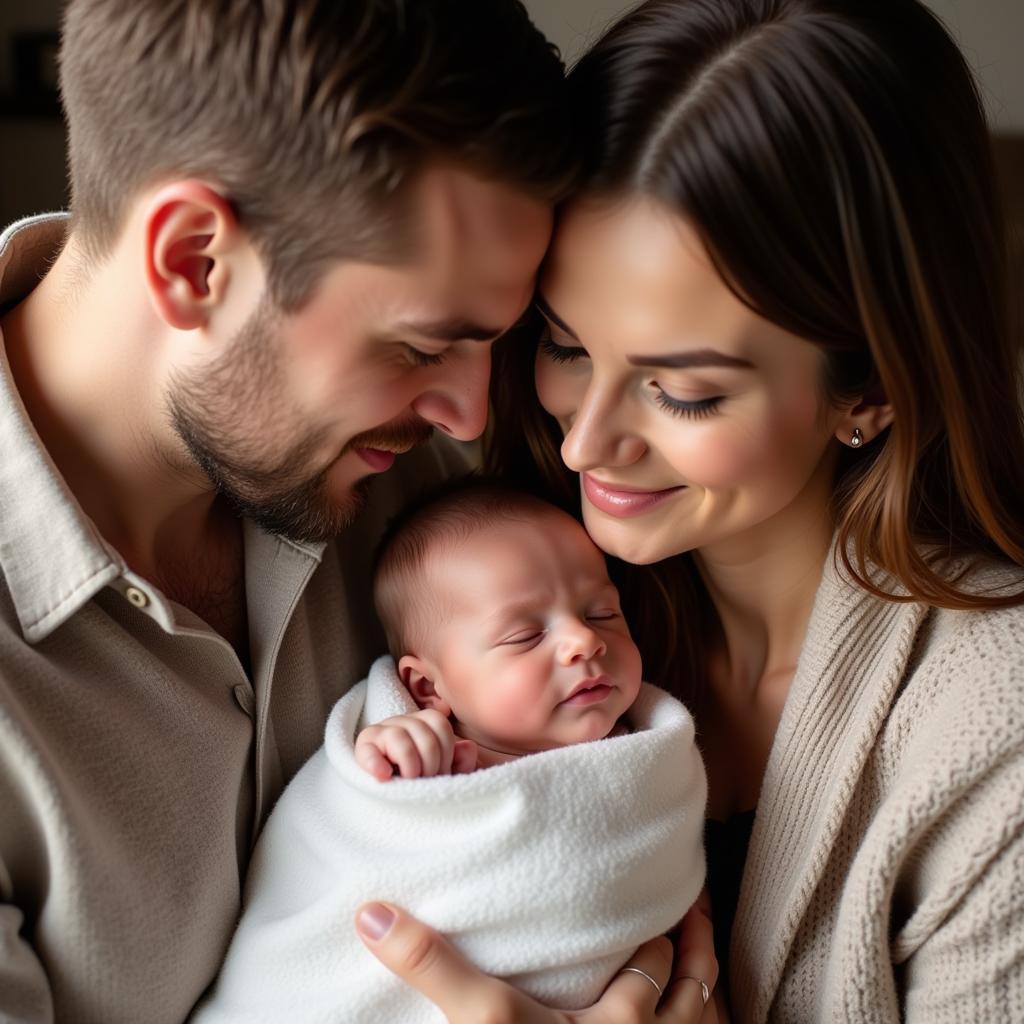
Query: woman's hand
xmin=355 ymin=900 xmax=720 ymax=1022
xmin=670 ymin=895 xmax=723 ymax=1023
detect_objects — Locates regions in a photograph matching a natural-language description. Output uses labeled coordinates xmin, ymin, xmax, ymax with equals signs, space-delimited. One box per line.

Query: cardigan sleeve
xmin=902 ymin=823 xmax=1024 ymax=1022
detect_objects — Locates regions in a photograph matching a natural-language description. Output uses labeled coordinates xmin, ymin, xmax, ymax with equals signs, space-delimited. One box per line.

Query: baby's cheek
xmin=485 ymin=666 xmax=550 ymax=731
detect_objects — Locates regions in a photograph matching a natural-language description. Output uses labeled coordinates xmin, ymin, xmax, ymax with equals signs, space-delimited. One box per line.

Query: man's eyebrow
xmin=626 ymin=350 xmax=755 ymax=370
xmin=534 ymin=294 xmax=579 ymax=340
xmin=395 ymin=317 xmax=505 ymax=342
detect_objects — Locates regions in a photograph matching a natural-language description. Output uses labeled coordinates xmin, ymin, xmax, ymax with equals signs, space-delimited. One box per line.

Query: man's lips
xmin=560 ymin=675 xmax=614 ymax=707
xmin=582 ymin=473 xmax=686 ymax=518
xmin=354 ymin=447 xmax=405 ymax=472
xmin=349 ymin=421 xmax=434 ymax=474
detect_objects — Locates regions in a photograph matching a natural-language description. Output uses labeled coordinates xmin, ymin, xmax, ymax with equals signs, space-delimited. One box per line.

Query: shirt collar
xmin=0 ymin=214 xmax=133 ymax=642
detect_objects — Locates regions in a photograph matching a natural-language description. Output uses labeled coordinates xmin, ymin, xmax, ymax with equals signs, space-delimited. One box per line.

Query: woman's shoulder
xmin=926 ymin=558 xmax=1024 ymax=657
xmin=888 ymin=561 xmax=1024 ymax=759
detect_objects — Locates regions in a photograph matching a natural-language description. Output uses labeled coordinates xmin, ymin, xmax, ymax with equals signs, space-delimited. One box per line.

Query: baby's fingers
xmin=372 ymin=728 xmax=422 ymax=779
xmin=452 ymin=739 xmax=477 ymax=774
xmin=354 ymin=737 xmax=398 ymax=782
xmin=396 ymin=716 xmax=453 ymax=777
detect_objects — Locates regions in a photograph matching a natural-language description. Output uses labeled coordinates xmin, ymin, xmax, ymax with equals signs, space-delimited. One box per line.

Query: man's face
xmin=167 ymin=166 xmax=552 ymax=542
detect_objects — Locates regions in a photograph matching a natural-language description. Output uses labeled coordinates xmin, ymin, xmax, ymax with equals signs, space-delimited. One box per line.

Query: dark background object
xmin=0 ymin=1 xmax=67 ymax=221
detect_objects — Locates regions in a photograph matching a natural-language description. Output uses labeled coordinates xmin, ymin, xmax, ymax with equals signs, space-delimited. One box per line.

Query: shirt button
xmin=233 ymin=684 xmax=255 ymax=718
xmin=125 ymin=586 xmax=149 ymax=609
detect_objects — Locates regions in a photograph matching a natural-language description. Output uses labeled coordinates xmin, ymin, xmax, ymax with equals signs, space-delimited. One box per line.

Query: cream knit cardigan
xmin=729 ymin=552 xmax=1024 ymax=1022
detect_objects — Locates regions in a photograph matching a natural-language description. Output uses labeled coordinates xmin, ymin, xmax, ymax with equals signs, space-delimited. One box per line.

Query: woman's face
xmin=535 ymin=197 xmax=849 ymax=565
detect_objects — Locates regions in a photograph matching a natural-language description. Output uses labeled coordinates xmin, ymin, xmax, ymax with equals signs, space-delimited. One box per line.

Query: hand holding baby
xmin=355 ymin=709 xmax=478 ymax=780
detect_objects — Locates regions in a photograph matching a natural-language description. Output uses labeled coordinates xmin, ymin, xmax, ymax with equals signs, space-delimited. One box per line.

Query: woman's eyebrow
xmin=626 ymin=350 xmax=755 ymax=370
xmin=536 ymin=293 xmax=754 ymax=370
xmin=534 ymin=294 xmax=579 ymax=339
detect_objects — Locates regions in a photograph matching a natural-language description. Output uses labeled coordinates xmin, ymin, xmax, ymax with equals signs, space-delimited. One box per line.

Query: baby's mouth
xmin=560 ymin=675 xmax=614 ymax=706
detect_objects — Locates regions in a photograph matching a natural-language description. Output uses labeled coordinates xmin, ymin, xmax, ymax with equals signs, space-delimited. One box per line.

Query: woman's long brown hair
xmin=487 ymin=0 xmax=1024 ymax=701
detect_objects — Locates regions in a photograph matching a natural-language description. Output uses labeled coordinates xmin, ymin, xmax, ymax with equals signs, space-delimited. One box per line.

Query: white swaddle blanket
xmin=195 ymin=656 xmax=706 ymax=1023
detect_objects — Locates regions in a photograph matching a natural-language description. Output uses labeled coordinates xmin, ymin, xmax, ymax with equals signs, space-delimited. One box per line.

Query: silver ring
xmin=619 ymin=966 xmax=663 ymax=997
xmin=678 ymin=975 xmax=710 ymax=1006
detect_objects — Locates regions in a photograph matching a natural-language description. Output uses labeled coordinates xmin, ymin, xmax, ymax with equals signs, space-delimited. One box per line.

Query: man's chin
xmin=228 ymin=476 xmax=374 ymax=545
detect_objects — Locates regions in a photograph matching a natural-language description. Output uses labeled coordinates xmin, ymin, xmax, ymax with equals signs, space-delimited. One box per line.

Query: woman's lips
xmin=582 ymin=473 xmax=685 ymax=518
xmin=355 ymin=448 xmax=397 ymax=472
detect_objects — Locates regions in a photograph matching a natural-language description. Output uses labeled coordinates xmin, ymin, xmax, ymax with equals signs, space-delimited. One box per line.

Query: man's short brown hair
xmin=59 ymin=0 xmax=579 ymax=308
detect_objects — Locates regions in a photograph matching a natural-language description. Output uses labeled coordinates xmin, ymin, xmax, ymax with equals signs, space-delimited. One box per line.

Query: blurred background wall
xmin=1 ymin=0 xmax=1020 ymax=256
xmin=524 ymin=0 xmax=1024 ymax=130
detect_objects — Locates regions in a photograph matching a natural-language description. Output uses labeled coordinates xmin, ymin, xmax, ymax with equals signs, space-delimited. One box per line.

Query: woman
xmin=356 ymin=0 xmax=1024 ymax=1020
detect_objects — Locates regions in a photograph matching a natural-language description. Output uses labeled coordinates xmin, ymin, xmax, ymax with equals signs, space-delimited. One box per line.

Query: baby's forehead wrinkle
xmin=483 ymin=592 xmax=551 ymax=622
xmin=482 ymin=575 xmax=618 ymax=621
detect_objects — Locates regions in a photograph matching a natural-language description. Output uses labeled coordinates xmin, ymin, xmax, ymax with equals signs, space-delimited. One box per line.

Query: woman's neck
xmin=695 ymin=464 xmax=837 ymax=699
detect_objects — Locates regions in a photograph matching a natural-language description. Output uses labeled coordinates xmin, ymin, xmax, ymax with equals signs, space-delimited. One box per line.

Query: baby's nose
xmin=557 ymin=620 xmax=607 ymax=664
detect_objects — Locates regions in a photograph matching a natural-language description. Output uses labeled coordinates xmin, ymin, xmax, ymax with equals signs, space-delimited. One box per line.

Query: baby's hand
xmin=355 ymin=710 xmax=478 ymax=781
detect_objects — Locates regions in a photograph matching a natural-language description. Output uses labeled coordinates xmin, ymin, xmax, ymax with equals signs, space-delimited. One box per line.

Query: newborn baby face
xmin=414 ymin=510 xmax=643 ymax=756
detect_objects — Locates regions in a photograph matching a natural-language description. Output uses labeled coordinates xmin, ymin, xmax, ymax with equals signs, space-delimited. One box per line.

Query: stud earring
xmin=850 ymin=428 xmax=864 ymax=448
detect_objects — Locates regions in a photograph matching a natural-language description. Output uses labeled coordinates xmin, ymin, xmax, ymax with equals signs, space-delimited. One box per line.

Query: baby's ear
xmin=397 ymin=655 xmax=451 ymax=716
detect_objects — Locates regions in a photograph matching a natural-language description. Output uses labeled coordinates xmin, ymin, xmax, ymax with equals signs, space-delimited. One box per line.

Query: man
xmin=0 ymin=1 xmax=575 ymax=1018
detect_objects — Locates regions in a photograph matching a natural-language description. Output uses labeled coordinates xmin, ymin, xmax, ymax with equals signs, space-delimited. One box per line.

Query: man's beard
xmin=165 ymin=300 xmax=432 ymax=544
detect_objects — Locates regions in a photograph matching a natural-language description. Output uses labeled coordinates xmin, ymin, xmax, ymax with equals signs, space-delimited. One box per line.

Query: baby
xmin=357 ymin=480 xmax=644 ymax=779
xmin=195 ymin=481 xmax=705 ymax=1024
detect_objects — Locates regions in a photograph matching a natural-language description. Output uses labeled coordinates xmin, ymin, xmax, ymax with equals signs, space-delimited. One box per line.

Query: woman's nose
xmin=560 ymin=384 xmax=645 ymax=472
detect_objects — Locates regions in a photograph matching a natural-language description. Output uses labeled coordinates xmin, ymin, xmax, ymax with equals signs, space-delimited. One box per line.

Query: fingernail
xmin=357 ymin=903 xmax=396 ymax=941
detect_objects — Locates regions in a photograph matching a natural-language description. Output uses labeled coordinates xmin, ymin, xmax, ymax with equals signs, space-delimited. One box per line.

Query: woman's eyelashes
xmin=652 ymin=388 xmax=723 ymax=420
xmin=538 ymin=335 xmax=587 ymax=364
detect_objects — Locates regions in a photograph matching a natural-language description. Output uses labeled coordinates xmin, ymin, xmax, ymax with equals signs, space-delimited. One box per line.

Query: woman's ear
xmin=397 ymin=655 xmax=452 ymax=716
xmin=142 ymin=181 xmax=246 ymax=331
xmin=835 ymin=393 xmax=895 ymax=449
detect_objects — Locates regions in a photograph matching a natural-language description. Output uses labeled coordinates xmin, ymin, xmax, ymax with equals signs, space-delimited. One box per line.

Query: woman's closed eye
xmin=538 ymin=335 xmax=587 ymax=364
xmin=650 ymin=383 xmax=723 ymax=420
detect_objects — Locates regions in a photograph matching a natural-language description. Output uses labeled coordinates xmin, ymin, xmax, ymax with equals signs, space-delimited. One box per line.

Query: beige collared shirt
xmin=0 ymin=215 xmax=470 ymax=1023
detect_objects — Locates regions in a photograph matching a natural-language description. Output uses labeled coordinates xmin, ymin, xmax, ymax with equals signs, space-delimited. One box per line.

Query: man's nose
xmin=556 ymin=618 xmax=607 ymax=665
xmin=410 ymin=344 xmax=492 ymax=441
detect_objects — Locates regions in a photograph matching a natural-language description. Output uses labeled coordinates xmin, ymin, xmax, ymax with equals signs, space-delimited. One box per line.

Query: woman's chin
xmin=581 ymin=507 xmax=681 ymax=565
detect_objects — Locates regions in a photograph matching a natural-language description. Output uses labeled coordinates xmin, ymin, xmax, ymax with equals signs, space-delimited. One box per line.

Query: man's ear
xmin=142 ymin=181 xmax=246 ymax=331
xmin=397 ymin=655 xmax=452 ymax=716
xmin=835 ymin=392 xmax=896 ymax=449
